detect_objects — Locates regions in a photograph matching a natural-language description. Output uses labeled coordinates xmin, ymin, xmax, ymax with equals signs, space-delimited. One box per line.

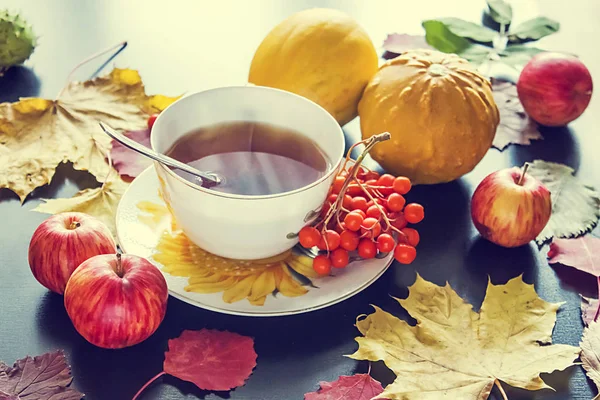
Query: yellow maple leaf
xmin=349 ymin=275 xmax=580 ymax=400
xmin=0 ymin=68 xmax=177 ymax=202
xmin=32 ymin=174 xmax=129 ymax=238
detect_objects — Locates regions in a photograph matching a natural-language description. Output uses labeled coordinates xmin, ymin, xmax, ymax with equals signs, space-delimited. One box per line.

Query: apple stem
xmin=68 ymin=221 xmax=81 ymax=230
xmin=115 ymin=253 xmax=125 ymax=278
xmin=517 ymin=163 xmax=530 ymax=186
xmin=131 ymin=371 xmax=166 ymax=400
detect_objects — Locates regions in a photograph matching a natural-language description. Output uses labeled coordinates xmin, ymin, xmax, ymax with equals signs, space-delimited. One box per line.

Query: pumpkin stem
xmin=517 ymin=163 xmax=530 ymax=186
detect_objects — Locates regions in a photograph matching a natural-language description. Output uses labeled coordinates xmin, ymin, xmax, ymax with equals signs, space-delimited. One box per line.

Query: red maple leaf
xmin=304 ymin=374 xmax=388 ymax=400
xmin=382 ymin=33 xmax=432 ymax=59
xmin=133 ymin=329 xmax=257 ymax=399
xmin=0 ymin=350 xmax=83 ymax=400
xmin=164 ymin=329 xmax=257 ymax=391
xmin=110 ymin=128 xmax=152 ymax=179
xmin=491 ymin=78 xmax=543 ymax=151
xmin=548 ymin=236 xmax=600 ymax=322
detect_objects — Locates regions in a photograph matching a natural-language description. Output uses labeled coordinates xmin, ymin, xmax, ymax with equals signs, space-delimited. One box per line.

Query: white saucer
xmin=116 ymin=167 xmax=394 ymax=317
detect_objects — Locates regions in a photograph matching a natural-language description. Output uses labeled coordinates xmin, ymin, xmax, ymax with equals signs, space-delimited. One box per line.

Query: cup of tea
xmin=151 ymin=85 xmax=344 ymax=260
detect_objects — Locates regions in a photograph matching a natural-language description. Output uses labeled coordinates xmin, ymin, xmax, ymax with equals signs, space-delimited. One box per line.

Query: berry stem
xmin=350 ymin=177 xmax=407 ymax=241
xmin=131 ymin=371 xmax=166 ymax=400
xmin=517 ymin=163 xmax=530 ymax=186
xmin=322 ymin=133 xmax=391 ymax=229
xmin=352 ymin=177 xmax=393 ymax=231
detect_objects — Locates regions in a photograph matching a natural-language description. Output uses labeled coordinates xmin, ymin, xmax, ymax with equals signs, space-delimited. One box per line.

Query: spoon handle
xmin=99 ymin=122 xmax=222 ymax=185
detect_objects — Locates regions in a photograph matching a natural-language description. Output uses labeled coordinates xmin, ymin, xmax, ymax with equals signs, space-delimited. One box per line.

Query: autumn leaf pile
xmin=0 ymin=68 xmax=177 ymax=235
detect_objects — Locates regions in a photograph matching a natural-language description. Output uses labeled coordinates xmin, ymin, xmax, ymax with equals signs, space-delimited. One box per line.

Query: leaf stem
xmin=131 ymin=371 xmax=166 ymax=400
xmin=494 ymin=380 xmax=508 ymax=400
xmin=56 ymin=40 xmax=128 ymax=99
xmin=594 ymin=276 xmax=600 ymax=323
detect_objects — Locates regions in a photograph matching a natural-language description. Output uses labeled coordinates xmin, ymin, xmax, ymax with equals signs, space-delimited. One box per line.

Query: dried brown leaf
xmin=491 ymin=78 xmax=542 ymax=150
xmin=0 ymin=68 xmax=175 ymax=202
xmin=32 ymin=173 xmax=129 ymax=237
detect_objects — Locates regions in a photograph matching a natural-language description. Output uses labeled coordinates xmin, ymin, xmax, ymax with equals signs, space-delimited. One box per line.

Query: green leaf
xmin=422 ymin=20 xmax=493 ymax=65
xmin=509 ymin=17 xmax=560 ymax=42
xmin=486 ymin=0 xmax=512 ymax=25
xmin=422 ymin=20 xmax=471 ymax=53
xmin=499 ymin=45 xmax=544 ymax=68
xmin=437 ymin=17 xmax=497 ymax=43
xmin=527 ymin=160 xmax=600 ymax=245
xmin=459 ymin=44 xmax=493 ymax=65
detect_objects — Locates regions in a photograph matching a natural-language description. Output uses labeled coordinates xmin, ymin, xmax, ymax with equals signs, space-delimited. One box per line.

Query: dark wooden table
xmin=1 ymin=1 xmax=598 ymax=399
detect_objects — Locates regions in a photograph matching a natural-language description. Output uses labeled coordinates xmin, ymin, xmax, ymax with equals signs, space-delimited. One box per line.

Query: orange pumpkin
xmin=359 ymin=50 xmax=499 ymax=184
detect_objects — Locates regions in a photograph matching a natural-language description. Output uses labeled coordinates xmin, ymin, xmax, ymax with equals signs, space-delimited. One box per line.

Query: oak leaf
xmin=548 ymin=236 xmax=600 ymax=323
xmin=163 ymin=329 xmax=257 ymax=391
xmin=0 ymin=350 xmax=82 ymax=400
xmin=349 ymin=275 xmax=579 ymax=399
xmin=0 ymin=68 xmax=175 ymax=202
xmin=490 ymin=78 xmax=542 ymax=150
xmin=580 ymin=321 xmax=600 ymax=399
xmin=32 ymin=173 xmax=129 ymax=237
xmin=527 ymin=160 xmax=600 ymax=245
xmin=304 ymin=374 xmax=387 ymax=400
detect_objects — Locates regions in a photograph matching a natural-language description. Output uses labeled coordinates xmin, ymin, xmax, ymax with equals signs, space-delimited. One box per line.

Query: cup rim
xmin=150 ymin=85 xmax=345 ymax=200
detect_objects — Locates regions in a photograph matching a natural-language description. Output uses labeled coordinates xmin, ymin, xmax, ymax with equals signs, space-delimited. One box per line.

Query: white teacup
xmin=151 ymin=86 xmax=344 ymax=260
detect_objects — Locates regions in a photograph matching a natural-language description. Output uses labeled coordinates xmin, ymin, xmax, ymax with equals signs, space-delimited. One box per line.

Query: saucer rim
xmin=116 ymin=167 xmax=394 ymax=317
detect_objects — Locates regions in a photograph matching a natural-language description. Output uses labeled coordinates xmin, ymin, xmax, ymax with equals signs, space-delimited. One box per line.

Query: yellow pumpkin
xmin=359 ymin=49 xmax=499 ymax=184
xmin=248 ymin=8 xmax=379 ymax=126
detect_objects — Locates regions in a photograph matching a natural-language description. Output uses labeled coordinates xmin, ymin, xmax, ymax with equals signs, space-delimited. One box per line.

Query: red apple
xmin=471 ymin=165 xmax=551 ymax=248
xmin=28 ymin=212 xmax=116 ymax=294
xmin=517 ymin=52 xmax=593 ymax=126
xmin=64 ymin=253 xmax=168 ymax=349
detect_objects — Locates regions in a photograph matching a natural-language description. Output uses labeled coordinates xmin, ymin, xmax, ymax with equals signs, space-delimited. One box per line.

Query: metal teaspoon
xmin=99 ymin=122 xmax=223 ymax=187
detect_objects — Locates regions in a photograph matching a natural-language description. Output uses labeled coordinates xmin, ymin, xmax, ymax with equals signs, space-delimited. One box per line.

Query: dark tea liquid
xmin=164 ymin=121 xmax=330 ymax=195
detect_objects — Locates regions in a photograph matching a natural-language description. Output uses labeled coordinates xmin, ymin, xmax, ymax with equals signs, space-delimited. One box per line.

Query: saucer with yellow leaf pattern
xmin=116 ymin=167 xmax=394 ymax=317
